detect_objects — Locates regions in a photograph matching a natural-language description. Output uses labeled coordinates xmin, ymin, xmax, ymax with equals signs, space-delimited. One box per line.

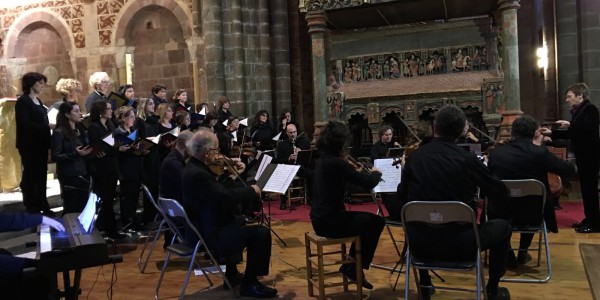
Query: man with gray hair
xmin=85 ymin=71 xmax=110 ymax=112
xmin=182 ymin=129 xmax=277 ymax=298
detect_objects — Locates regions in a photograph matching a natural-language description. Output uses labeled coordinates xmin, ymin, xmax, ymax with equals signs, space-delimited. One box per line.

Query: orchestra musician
xmin=310 ymin=121 xmax=384 ymax=290
xmin=370 ymin=125 xmax=401 ymax=161
xmin=182 ymin=129 xmax=278 ymax=298
xmin=488 ymin=115 xmax=575 ymax=267
xmin=0 ymin=213 xmax=64 ymax=298
xmin=396 ymin=105 xmax=511 ymax=300
xmin=275 ymin=123 xmax=311 ymax=210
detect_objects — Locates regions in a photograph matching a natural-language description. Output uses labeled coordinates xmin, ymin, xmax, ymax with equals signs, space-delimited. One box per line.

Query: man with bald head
xmin=182 ymin=129 xmax=277 ymax=298
xmin=275 ymin=123 xmax=311 ymax=209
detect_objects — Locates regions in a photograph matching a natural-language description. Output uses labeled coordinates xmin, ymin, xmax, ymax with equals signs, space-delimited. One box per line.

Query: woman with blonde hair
xmin=156 ymin=102 xmax=176 ymax=162
xmin=51 ymin=78 xmax=82 ymax=110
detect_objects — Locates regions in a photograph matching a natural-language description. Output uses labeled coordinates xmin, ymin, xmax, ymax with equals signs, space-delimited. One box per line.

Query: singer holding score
xmin=310 ymin=121 xmax=385 ymax=290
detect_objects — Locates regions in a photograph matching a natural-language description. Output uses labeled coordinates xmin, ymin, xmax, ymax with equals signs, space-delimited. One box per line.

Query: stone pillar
xmin=555 ymin=0 xmax=579 ymax=118
xmin=271 ymin=0 xmax=292 ymax=115
xmin=579 ymin=0 xmax=600 ymax=108
xmin=305 ymin=10 xmax=329 ymax=123
xmin=227 ymin=0 xmax=246 ymax=113
xmin=202 ymin=0 xmax=225 ymax=103
xmin=497 ymin=0 xmax=523 ymax=139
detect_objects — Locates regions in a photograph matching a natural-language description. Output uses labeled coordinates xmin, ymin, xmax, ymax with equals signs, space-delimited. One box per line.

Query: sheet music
xmin=102 ymin=134 xmax=115 ymax=146
xmin=263 ymin=164 xmax=300 ymax=194
xmin=373 ymin=158 xmax=402 ymax=193
xmin=47 ymin=107 xmax=59 ymax=125
xmin=255 ymin=155 xmax=273 ymax=181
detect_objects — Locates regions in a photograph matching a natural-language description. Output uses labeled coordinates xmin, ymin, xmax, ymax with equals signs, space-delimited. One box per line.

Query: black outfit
xmin=310 ymin=154 xmax=384 ymax=270
xmin=182 ymin=157 xmax=272 ymax=282
xmin=51 ymin=127 xmax=90 ymax=214
xmin=114 ymin=127 xmax=143 ymax=229
xmin=275 ymin=137 xmax=312 ymax=208
xmin=15 ymin=93 xmax=51 ymax=214
xmin=488 ymin=138 xmax=575 ymax=262
xmin=173 ymin=103 xmax=190 ymax=112
xmin=87 ymin=121 xmax=120 ymax=236
xmin=136 ymin=115 xmax=160 ymax=224
xmin=397 ymin=137 xmax=511 ymax=295
xmin=151 ymin=95 xmax=167 ymax=109
xmin=0 ymin=213 xmax=50 ymax=298
xmin=551 ymin=99 xmax=600 ymax=230
xmin=369 ymin=140 xmax=393 ymax=161
xmin=157 ymin=122 xmax=176 ymax=164
xmin=159 ymin=149 xmax=186 ymax=203
xmin=218 ymin=130 xmax=237 ymax=158
xmin=216 ymin=109 xmax=232 ymax=133
xmin=250 ymin=123 xmax=275 ymax=151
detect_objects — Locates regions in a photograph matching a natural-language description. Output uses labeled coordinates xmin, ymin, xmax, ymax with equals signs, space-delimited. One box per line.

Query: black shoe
xmin=239 ymin=281 xmax=278 ymax=298
xmin=517 ymin=252 xmax=532 ymax=265
xmin=575 ymin=225 xmax=600 ymax=233
xmin=572 ymin=220 xmax=588 ymax=228
xmin=339 ymin=264 xmax=373 ymax=290
xmin=223 ymin=273 xmax=243 ymax=290
xmin=279 ymin=202 xmax=287 ymax=210
xmin=488 ymin=287 xmax=510 ymax=300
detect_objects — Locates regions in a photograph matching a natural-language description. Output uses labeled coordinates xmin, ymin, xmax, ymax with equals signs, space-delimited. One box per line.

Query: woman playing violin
xmin=310 ymin=121 xmax=384 ymax=290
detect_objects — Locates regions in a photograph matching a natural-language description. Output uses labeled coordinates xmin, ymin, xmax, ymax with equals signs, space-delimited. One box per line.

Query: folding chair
xmin=371 ymin=192 xmax=406 ymax=291
xmin=155 ymin=197 xmax=238 ymax=299
xmin=402 ymin=201 xmax=486 ymax=300
xmin=500 ymin=179 xmax=551 ymax=283
xmin=137 ymin=185 xmax=171 ymax=273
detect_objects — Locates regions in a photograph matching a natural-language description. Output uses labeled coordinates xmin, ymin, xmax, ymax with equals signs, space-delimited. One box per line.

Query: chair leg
xmin=305 ymin=234 xmax=315 ymax=297
xmin=155 ymin=251 xmax=171 ymax=300
xmin=404 ymin=250 xmax=411 ymax=300
xmin=317 ymin=243 xmax=325 ymax=300
xmin=180 ymin=247 xmax=200 ymax=299
xmin=543 ymin=226 xmax=552 ymax=282
xmin=138 ymin=220 xmax=165 ymax=273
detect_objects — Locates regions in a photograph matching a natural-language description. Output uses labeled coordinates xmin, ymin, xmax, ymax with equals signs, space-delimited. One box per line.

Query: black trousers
xmin=18 ymin=149 xmax=50 ymax=213
xmin=120 ymin=179 xmax=142 ymax=228
xmin=312 ymin=211 xmax=385 ymax=269
xmin=410 ymin=219 xmax=511 ymax=291
xmin=576 ymin=153 xmax=600 ymax=227
xmin=217 ymin=224 xmax=272 ymax=278
xmin=58 ymin=175 xmax=90 ymax=215
xmin=92 ymin=170 xmax=118 ymax=234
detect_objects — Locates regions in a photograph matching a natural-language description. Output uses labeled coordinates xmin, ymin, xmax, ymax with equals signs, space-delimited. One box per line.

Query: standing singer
xmin=310 ymin=121 xmax=384 ymax=290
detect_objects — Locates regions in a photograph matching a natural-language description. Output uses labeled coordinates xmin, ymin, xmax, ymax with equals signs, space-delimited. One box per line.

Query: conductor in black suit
xmin=182 ymin=129 xmax=277 ymax=298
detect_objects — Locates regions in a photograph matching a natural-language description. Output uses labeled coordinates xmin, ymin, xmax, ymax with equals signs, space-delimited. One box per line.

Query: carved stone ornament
xmin=305 ymin=0 xmax=362 ymax=12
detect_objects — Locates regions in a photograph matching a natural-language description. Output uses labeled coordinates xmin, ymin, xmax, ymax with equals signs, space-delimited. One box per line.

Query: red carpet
xmin=262 ymin=200 xmax=584 ymax=229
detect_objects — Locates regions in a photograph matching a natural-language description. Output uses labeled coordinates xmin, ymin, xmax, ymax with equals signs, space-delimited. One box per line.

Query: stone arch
xmin=114 ymin=0 xmax=192 ymax=47
xmin=344 ymin=107 xmax=366 ymax=122
xmin=380 ymin=106 xmax=405 ymax=119
xmin=4 ymin=9 xmax=73 ymax=58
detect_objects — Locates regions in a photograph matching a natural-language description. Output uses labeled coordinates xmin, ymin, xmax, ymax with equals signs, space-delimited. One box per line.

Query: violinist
xmin=310 ymin=121 xmax=384 ymax=290
xmin=370 ymin=125 xmax=401 ymax=161
xmin=275 ymin=123 xmax=311 ymax=210
xmin=182 ymin=129 xmax=278 ymax=298
xmin=488 ymin=115 xmax=575 ymax=268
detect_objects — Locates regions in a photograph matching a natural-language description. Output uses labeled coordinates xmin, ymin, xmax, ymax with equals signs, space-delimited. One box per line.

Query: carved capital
xmin=305 ymin=11 xmax=329 ymax=34
xmin=497 ymin=0 xmax=520 ymax=11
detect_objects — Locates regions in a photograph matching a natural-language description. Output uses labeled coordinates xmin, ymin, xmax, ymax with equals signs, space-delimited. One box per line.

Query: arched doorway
xmin=347 ymin=113 xmax=371 ymax=158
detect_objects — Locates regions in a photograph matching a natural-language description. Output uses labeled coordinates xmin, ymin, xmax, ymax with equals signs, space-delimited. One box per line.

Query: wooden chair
xmin=305 ymin=232 xmax=362 ymax=300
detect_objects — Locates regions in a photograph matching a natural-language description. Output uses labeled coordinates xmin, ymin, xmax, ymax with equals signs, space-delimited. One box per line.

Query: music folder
xmin=255 ymin=164 xmax=300 ymax=194
xmin=387 ymin=147 xmax=404 ymax=158
xmin=295 ymin=149 xmax=313 ymax=166
xmin=149 ymin=126 xmax=180 ymax=146
xmin=373 ymin=158 xmax=402 ymax=193
xmin=107 ymin=91 xmax=133 ymax=108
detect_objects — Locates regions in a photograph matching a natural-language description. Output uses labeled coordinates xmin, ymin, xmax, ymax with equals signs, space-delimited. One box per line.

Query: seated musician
xmin=159 ymin=130 xmax=193 ymax=248
xmin=182 ymin=129 xmax=277 ymax=298
xmin=487 ymin=115 xmax=575 ymax=267
xmin=396 ymin=105 xmax=512 ymax=300
xmin=217 ymin=116 xmax=241 ymax=158
xmin=275 ymin=123 xmax=311 ymax=209
xmin=370 ymin=125 xmax=401 ymax=161
xmin=310 ymin=121 xmax=384 ymax=290
xmin=0 ymin=213 xmax=64 ymax=298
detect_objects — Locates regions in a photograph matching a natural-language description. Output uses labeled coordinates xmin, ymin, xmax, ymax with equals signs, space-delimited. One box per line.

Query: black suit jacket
xmin=275 ymin=137 xmax=310 ymax=164
xmin=182 ymin=157 xmax=258 ymax=251
xmin=552 ymin=100 xmax=600 ymax=159
xmin=488 ymin=138 xmax=576 ymax=231
xmin=87 ymin=121 xmax=118 ymax=175
xmin=159 ymin=149 xmax=186 ymax=202
xmin=15 ymin=93 xmax=50 ymax=152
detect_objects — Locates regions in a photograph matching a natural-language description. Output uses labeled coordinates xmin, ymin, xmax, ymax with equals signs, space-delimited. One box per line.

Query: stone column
xmin=202 ymin=0 xmax=225 ymax=103
xmin=555 ymin=0 xmax=579 ymax=118
xmin=305 ymin=10 xmax=329 ymax=123
xmin=271 ymin=0 xmax=292 ymax=115
xmin=497 ymin=0 xmax=523 ymax=139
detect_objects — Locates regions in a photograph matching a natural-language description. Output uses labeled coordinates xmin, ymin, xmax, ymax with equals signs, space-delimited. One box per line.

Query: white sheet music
xmin=255 ymin=155 xmax=273 ymax=181
xmin=102 ymin=134 xmax=115 ymax=146
xmin=263 ymin=164 xmax=300 ymax=194
xmin=373 ymin=158 xmax=402 ymax=193
xmin=47 ymin=107 xmax=59 ymax=125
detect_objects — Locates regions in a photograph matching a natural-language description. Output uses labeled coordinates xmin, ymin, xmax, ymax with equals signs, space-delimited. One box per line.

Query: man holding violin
xmin=182 ymin=129 xmax=277 ymax=298
xmin=370 ymin=125 xmax=401 ymax=161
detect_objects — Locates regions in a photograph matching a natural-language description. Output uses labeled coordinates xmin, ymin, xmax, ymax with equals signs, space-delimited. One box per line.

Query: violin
xmin=209 ymin=154 xmax=246 ymax=181
xmin=346 ymin=155 xmax=373 ymax=174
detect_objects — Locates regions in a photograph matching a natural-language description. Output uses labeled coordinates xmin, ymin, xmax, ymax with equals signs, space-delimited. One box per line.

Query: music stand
xmin=294 ymin=149 xmax=313 ymax=167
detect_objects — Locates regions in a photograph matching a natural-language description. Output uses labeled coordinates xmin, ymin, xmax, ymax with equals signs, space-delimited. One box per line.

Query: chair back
xmin=141 ymin=184 xmax=163 ymax=218
xmin=502 ymin=179 xmax=546 ymax=217
xmin=158 ymin=197 xmax=206 ymax=245
xmin=401 ymin=201 xmax=481 ymax=256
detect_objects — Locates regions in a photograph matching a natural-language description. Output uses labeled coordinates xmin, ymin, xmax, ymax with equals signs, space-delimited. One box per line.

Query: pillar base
xmin=497 ymin=110 xmax=523 ymax=141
